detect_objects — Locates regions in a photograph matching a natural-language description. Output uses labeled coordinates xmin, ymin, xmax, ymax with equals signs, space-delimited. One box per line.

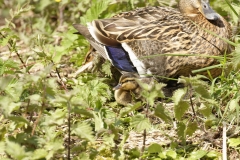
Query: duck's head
xmin=113 ymin=73 xmax=139 ymax=91
xmin=179 ymin=0 xmax=220 ymax=20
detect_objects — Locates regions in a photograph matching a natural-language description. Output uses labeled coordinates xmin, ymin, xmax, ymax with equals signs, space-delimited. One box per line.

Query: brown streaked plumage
xmin=73 ymin=0 xmax=232 ymax=82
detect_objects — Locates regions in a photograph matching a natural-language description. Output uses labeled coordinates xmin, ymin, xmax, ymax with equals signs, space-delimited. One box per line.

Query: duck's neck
xmin=178 ymin=0 xmax=200 ymax=17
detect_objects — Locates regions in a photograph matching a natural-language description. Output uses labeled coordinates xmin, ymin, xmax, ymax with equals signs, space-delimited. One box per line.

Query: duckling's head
xmin=113 ymin=73 xmax=140 ymax=106
xmin=179 ymin=0 xmax=220 ymax=20
xmin=113 ymin=73 xmax=139 ymax=91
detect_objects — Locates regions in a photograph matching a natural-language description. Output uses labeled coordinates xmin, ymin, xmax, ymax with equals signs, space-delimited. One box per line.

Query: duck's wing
xmin=74 ymin=7 xmax=183 ymax=76
xmin=73 ymin=24 xmax=108 ymax=60
xmin=86 ymin=6 xmax=179 ymax=46
xmin=73 ymin=24 xmax=137 ymax=73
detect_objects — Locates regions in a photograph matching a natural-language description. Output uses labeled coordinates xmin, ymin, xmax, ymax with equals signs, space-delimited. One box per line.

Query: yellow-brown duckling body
xmin=74 ymin=0 xmax=232 ymax=82
xmin=113 ymin=73 xmax=153 ymax=106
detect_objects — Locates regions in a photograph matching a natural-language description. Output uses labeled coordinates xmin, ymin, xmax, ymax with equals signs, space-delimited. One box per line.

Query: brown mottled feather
xmin=74 ymin=0 xmax=232 ymax=81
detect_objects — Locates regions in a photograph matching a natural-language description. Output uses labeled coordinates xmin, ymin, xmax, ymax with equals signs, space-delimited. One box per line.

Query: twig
xmin=141 ymin=129 xmax=146 ymax=159
xmin=188 ymin=84 xmax=196 ymax=118
xmin=50 ymin=63 xmax=69 ymax=159
xmin=141 ymin=102 xmax=149 ymax=159
xmin=31 ymin=106 xmax=43 ymax=136
xmin=54 ymin=63 xmax=68 ymax=91
xmin=222 ymin=122 xmax=227 ymax=160
xmin=31 ymin=83 xmax=46 ymax=136
xmin=0 ymin=32 xmax=30 ymax=74
xmin=58 ymin=4 xmax=66 ymax=26
xmin=67 ymin=100 xmax=71 ymax=160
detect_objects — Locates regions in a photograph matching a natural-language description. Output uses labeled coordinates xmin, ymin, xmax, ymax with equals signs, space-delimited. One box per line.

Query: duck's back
xmin=80 ymin=5 xmax=232 ymax=81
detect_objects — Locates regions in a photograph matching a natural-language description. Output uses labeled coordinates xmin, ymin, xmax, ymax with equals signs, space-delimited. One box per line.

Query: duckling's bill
xmin=113 ymin=83 xmax=122 ymax=90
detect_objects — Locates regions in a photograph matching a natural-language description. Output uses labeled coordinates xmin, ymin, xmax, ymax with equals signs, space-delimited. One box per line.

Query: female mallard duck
xmin=74 ymin=0 xmax=231 ymax=81
xmin=113 ymin=73 xmax=154 ymax=106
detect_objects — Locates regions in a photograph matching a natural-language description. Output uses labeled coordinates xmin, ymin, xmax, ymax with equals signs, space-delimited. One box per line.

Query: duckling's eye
xmin=203 ymin=4 xmax=207 ymax=9
xmin=123 ymin=80 xmax=134 ymax=83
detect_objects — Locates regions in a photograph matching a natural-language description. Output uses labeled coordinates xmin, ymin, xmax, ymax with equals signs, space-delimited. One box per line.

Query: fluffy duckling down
xmin=113 ymin=73 xmax=158 ymax=106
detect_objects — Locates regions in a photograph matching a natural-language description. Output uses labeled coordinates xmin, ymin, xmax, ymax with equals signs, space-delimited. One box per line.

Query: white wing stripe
xmin=122 ymin=43 xmax=147 ymax=77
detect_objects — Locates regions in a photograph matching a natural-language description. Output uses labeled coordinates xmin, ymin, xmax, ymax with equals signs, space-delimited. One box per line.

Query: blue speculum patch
xmin=105 ymin=46 xmax=137 ymax=72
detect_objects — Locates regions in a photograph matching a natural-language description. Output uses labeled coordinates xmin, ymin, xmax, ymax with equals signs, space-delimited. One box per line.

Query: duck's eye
xmin=203 ymin=4 xmax=207 ymax=9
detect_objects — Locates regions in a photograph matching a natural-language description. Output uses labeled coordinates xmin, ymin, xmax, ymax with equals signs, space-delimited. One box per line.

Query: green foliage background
xmin=0 ymin=0 xmax=240 ymax=159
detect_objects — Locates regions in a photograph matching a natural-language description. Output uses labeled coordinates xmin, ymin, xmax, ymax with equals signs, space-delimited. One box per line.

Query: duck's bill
xmin=200 ymin=1 xmax=220 ymax=20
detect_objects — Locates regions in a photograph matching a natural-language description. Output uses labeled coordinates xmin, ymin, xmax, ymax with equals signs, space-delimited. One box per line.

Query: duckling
xmin=74 ymin=0 xmax=232 ymax=82
xmin=113 ymin=73 xmax=154 ymax=106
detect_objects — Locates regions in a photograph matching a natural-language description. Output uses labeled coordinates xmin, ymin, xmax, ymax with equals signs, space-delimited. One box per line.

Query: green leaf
xmin=103 ymin=134 xmax=115 ymax=147
xmin=185 ymin=121 xmax=198 ymax=136
xmin=194 ymin=85 xmax=210 ymax=99
xmin=148 ymin=143 xmax=163 ymax=153
xmin=229 ymin=98 xmax=240 ymax=112
xmin=224 ymin=0 xmax=239 ymax=17
xmin=80 ymin=0 xmax=112 ymax=24
xmin=63 ymin=27 xmax=79 ymax=43
xmin=8 ymin=116 xmax=30 ymax=125
xmin=78 ymin=152 xmax=91 ymax=160
xmin=177 ymin=122 xmax=186 ymax=141
xmin=102 ymin=61 xmax=112 ymax=77
xmin=154 ymin=104 xmax=172 ymax=123
xmin=232 ymin=45 xmax=240 ymax=70
xmin=128 ymin=148 xmax=141 ymax=158
xmin=174 ymin=101 xmax=189 ymax=121
xmin=206 ymin=150 xmax=220 ymax=158
xmin=52 ymin=46 xmax=65 ymax=63
xmin=223 ymin=1 xmax=240 ymax=24
xmin=0 ymin=75 xmax=14 ymax=90
xmin=5 ymin=80 xmax=23 ymax=102
xmin=204 ymin=118 xmax=217 ymax=129
xmin=71 ymin=107 xmax=94 ymax=118
xmin=159 ymin=151 xmax=167 ymax=159
xmin=0 ymin=35 xmax=11 ymax=46
xmin=0 ymin=97 xmax=21 ymax=116
xmin=228 ymin=138 xmax=240 ymax=147
xmin=0 ymin=142 xmax=5 ymax=154
xmin=172 ymin=88 xmax=187 ymax=105
xmin=72 ymin=122 xmax=95 ymax=142
xmin=130 ymin=114 xmax=151 ymax=132
xmin=144 ymin=91 xmax=158 ymax=106
xmin=166 ymin=150 xmax=177 ymax=159
xmin=199 ymin=103 xmax=212 ymax=117
xmin=44 ymin=140 xmax=64 ymax=159
xmin=4 ymin=59 xmax=19 ymax=69
xmin=29 ymin=94 xmax=41 ymax=105
xmin=93 ymin=112 xmax=104 ymax=131
xmin=5 ymin=140 xmax=30 ymax=159
xmin=138 ymin=80 xmax=166 ymax=106
xmin=32 ymin=149 xmax=48 ymax=160
xmin=38 ymin=0 xmax=53 ymax=10
xmin=119 ymin=102 xmax=142 ymax=117
xmin=78 ymin=0 xmax=91 ymax=12
xmin=42 ymin=109 xmax=66 ymax=126
xmin=0 ymin=58 xmax=19 ymax=76
xmin=188 ymin=150 xmax=207 ymax=159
